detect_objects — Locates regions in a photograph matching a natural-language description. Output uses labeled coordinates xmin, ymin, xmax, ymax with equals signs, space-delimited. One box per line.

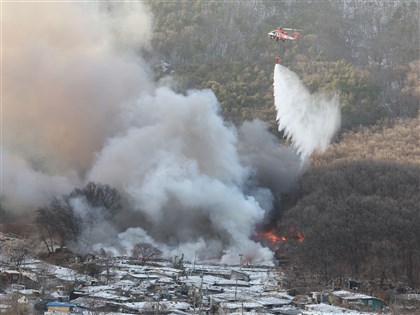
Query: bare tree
xmin=69 ymin=182 xmax=121 ymax=240
xmin=34 ymin=182 xmax=121 ymax=252
xmin=35 ymin=207 xmax=55 ymax=254
xmin=131 ymin=242 xmax=163 ymax=265
xmin=2 ymin=239 xmax=34 ymax=268
xmin=35 ymin=197 xmax=82 ymax=250
xmin=69 ymin=182 xmax=121 ymax=220
xmin=99 ymin=248 xmax=116 ymax=285
xmin=1 ymin=294 xmax=29 ymax=315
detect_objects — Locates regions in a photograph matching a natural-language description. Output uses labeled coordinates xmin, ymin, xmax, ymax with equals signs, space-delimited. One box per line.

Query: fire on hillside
xmin=254 ymin=226 xmax=304 ymax=252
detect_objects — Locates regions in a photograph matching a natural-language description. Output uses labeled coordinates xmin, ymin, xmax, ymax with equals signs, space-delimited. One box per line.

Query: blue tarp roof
xmin=47 ymin=301 xmax=76 ymax=307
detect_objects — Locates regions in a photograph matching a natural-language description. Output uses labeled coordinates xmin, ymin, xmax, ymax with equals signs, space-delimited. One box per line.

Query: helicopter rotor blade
xmin=282 ymin=28 xmax=302 ymax=32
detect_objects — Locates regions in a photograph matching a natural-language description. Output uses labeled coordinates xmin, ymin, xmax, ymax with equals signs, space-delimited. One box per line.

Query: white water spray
xmin=273 ymin=64 xmax=341 ymax=159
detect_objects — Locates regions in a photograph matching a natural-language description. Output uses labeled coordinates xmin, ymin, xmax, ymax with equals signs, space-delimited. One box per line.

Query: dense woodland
xmin=148 ymin=0 xmax=419 ymax=131
xmin=280 ymin=160 xmax=419 ymax=288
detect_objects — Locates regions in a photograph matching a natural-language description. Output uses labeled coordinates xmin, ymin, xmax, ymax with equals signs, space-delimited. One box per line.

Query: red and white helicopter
xmin=268 ymin=27 xmax=301 ymax=42
xmin=268 ymin=27 xmax=301 ymax=63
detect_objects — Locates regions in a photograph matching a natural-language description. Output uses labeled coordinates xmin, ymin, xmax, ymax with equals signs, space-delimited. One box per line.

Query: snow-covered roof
xmin=126 ymin=272 xmax=159 ymax=279
xmin=161 ymin=301 xmax=191 ymax=310
xmin=147 ymin=266 xmax=182 ymax=274
xmin=254 ymin=296 xmax=292 ymax=306
xmin=71 ymin=296 xmax=107 ymax=308
xmin=51 ymin=291 xmax=69 ymax=299
xmin=220 ymin=301 xmax=263 ymax=309
xmin=0 ymin=269 xmax=20 ymax=274
xmin=261 ymin=291 xmax=294 ymax=300
xmin=119 ymin=300 xmax=191 ymax=311
xmin=331 ymin=290 xmax=377 ymax=300
xmin=90 ymin=291 xmax=131 ymax=301
xmin=305 ymin=303 xmax=379 ymax=314
xmin=114 ymin=279 xmax=136 ymax=287
xmin=271 ymin=305 xmax=303 ymax=315
xmin=76 ymin=284 xmax=114 ymax=294
xmin=210 ymin=292 xmax=252 ymax=302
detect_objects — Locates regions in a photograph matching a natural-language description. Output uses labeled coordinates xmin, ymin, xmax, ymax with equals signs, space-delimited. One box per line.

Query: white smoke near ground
xmin=273 ymin=64 xmax=341 ymax=159
xmin=115 ymin=228 xmax=159 ymax=256
xmin=67 ymin=196 xmax=122 ymax=253
xmin=88 ymin=87 xmax=274 ymax=263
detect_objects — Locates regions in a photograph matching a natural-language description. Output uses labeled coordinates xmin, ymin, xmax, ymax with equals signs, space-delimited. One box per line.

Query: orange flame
xmin=296 ymin=231 xmax=304 ymax=241
xmin=256 ymin=230 xmax=288 ymax=247
xmin=256 ymin=227 xmax=304 ymax=245
xmin=290 ymin=227 xmax=304 ymax=242
xmin=261 ymin=231 xmax=282 ymax=243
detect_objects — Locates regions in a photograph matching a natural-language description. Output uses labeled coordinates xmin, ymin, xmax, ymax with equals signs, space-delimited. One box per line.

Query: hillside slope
xmin=312 ymin=117 xmax=420 ymax=166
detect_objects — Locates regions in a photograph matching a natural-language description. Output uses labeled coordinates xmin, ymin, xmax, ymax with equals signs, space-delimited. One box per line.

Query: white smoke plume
xmin=88 ymin=87 xmax=274 ymax=263
xmin=273 ymin=64 xmax=341 ymax=159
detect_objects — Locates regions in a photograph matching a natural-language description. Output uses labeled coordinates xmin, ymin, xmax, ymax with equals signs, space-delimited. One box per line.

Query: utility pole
xmin=199 ymin=269 xmax=204 ymax=314
xmin=193 ymin=251 xmax=197 ymax=274
xmin=234 ymin=278 xmax=238 ymax=301
xmin=193 ymin=288 xmax=196 ymax=314
xmin=155 ymin=288 xmax=160 ymax=315
xmin=235 ymin=254 xmax=242 ymax=302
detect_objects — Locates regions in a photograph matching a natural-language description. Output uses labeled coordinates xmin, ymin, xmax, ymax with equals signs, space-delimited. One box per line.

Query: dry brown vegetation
xmin=312 ymin=117 xmax=420 ymax=166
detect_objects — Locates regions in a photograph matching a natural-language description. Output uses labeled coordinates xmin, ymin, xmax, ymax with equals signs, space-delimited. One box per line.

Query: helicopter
xmin=268 ymin=27 xmax=301 ymax=63
xmin=268 ymin=27 xmax=301 ymax=42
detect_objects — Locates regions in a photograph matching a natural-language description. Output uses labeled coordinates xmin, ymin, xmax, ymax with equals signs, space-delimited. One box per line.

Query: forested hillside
xmin=280 ymin=160 xmax=420 ymax=288
xmin=147 ymin=0 xmax=419 ymax=131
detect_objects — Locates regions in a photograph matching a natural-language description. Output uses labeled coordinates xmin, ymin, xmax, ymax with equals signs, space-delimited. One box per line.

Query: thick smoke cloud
xmin=88 ymin=88 xmax=274 ymax=263
xmin=1 ymin=149 xmax=77 ymax=212
xmin=2 ymin=2 xmax=152 ymax=175
xmin=237 ymin=120 xmax=304 ymax=196
xmin=274 ymin=64 xmax=341 ymax=159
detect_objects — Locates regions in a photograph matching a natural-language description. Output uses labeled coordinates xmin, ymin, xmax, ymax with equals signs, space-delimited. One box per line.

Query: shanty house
xmin=231 ymin=270 xmax=250 ymax=282
xmin=45 ymin=301 xmax=78 ymax=314
xmin=330 ymin=290 xmax=384 ymax=310
xmin=1 ymin=270 xmax=20 ymax=284
xmin=220 ymin=301 xmax=265 ymax=313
